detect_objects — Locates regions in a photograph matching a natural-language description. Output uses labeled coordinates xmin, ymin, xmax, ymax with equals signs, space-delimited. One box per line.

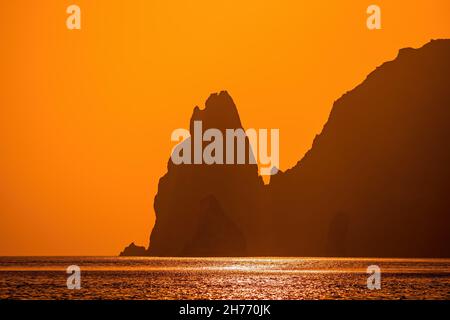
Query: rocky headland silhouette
xmin=120 ymin=242 xmax=147 ymax=256
xmin=122 ymin=39 xmax=450 ymax=257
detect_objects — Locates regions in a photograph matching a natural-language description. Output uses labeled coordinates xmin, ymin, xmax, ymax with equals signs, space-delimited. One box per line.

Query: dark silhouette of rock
xmin=121 ymin=39 xmax=450 ymax=257
xmin=181 ymin=195 xmax=247 ymax=256
xmin=268 ymin=39 xmax=450 ymax=257
xmin=120 ymin=242 xmax=147 ymax=256
xmin=147 ymin=91 xmax=269 ymax=257
xmin=326 ymin=212 xmax=349 ymax=256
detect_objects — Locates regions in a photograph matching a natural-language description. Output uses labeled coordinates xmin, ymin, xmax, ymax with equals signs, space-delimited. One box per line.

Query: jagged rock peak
xmin=190 ymin=90 xmax=243 ymax=132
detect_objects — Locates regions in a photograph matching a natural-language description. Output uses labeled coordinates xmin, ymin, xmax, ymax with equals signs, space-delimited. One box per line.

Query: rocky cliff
xmin=122 ymin=39 xmax=450 ymax=257
xmin=148 ymin=91 xmax=269 ymax=256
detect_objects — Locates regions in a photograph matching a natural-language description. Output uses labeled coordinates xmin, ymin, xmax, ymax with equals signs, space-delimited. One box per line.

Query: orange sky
xmin=1 ymin=1 xmax=449 ymax=255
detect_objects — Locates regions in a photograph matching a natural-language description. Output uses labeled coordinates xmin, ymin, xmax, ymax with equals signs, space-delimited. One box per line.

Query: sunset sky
xmin=1 ymin=1 xmax=449 ymax=255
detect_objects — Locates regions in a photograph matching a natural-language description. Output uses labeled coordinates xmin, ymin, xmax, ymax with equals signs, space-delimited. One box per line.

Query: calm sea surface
xmin=0 ymin=257 xmax=449 ymax=299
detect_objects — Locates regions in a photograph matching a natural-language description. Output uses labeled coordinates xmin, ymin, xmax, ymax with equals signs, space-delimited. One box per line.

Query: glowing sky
xmin=1 ymin=1 xmax=449 ymax=255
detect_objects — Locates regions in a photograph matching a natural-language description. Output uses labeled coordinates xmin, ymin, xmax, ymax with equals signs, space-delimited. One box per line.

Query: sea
xmin=0 ymin=257 xmax=449 ymax=299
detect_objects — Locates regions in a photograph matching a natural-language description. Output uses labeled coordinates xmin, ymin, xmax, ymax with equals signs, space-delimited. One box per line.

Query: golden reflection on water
xmin=0 ymin=257 xmax=449 ymax=299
